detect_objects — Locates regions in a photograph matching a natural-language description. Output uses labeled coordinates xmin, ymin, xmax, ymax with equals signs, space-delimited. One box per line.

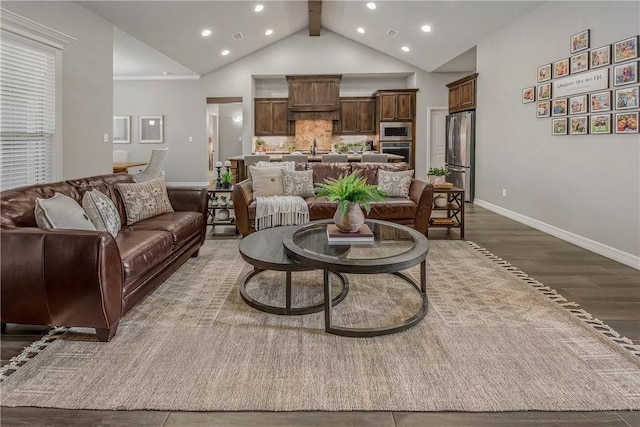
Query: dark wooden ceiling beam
xmin=308 ymin=0 xmax=322 ymax=36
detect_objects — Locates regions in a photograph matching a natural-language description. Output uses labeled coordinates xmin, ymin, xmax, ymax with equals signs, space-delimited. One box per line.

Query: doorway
xmin=206 ymin=97 xmax=243 ymax=180
xmin=428 ymin=107 xmax=448 ymax=170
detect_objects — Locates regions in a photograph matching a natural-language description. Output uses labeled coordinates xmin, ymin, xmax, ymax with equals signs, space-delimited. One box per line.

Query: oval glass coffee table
xmin=239 ymin=226 xmax=349 ymax=315
xmin=283 ymin=219 xmax=429 ymax=337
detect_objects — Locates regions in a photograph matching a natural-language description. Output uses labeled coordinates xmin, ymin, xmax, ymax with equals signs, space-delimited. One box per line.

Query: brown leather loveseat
xmin=0 ymin=173 xmax=208 ymax=341
xmin=233 ymin=162 xmax=433 ymax=237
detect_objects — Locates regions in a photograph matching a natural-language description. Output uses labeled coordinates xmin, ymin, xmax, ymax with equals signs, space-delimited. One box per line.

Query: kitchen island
xmin=228 ymin=152 xmax=405 ymax=182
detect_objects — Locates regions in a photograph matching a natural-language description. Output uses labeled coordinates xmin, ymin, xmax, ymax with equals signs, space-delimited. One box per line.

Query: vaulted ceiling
xmin=79 ymin=1 xmax=542 ymax=78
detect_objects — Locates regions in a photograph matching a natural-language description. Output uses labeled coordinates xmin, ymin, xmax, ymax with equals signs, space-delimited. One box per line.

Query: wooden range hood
xmin=286 ymin=75 xmax=341 ymax=121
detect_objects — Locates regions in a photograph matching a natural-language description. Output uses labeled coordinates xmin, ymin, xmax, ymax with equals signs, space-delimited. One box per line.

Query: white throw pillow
xmin=116 ymin=176 xmax=174 ymax=225
xmin=282 ymin=169 xmax=315 ymax=197
xmin=34 ymin=192 xmax=96 ymax=231
xmin=377 ymin=169 xmax=414 ymax=198
xmin=82 ymin=189 xmax=121 ymax=238
xmin=250 ymin=166 xmax=285 ymax=197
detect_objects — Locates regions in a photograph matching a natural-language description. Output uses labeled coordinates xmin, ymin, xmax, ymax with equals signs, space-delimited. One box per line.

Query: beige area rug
xmin=1 ymin=239 xmax=639 ymax=412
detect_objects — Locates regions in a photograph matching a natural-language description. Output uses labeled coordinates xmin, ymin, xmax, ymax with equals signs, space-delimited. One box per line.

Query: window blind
xmin=0 ymin=36 xmax=56 ymax=191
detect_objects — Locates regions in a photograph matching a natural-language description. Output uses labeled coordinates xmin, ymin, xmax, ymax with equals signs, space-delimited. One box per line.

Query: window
xmin=0 ymin=9 xmax=74 ymax=191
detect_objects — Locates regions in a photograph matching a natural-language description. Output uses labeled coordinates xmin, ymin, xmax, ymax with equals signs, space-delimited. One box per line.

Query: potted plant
xmin=255 ymin=138 xmax=267 ymax=152
xmin=211 ymin=195 xmax=219 ymax=206
xmin=314 ymin=173 xmax=387 ymax=232
xmin=427 ymin=167 xmax=450 ymax=185
xmin=220 ymin=171 xmax=233 ymax=189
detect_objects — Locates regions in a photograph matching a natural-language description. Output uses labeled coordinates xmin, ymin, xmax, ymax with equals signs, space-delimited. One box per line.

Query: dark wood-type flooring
xmin=2 ymin=204 xmax=639 ymax=427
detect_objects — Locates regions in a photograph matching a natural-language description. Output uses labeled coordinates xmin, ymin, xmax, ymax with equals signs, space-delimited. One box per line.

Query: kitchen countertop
xmin=228 ymin=152 xmax=404 ymax=162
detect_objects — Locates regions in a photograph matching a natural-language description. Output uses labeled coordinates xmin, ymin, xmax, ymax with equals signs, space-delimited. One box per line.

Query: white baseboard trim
xmin=166 ymin=181 xmax=209 ymax=188
xmin=474 ymin=199 xmax=640 ymax=270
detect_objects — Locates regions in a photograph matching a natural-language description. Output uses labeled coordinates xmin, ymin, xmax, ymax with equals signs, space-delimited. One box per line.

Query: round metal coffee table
xmin=239 ymin=226 xmax=349 ymax=315
xmin=283 ymin=219 xmax=429 ymax=337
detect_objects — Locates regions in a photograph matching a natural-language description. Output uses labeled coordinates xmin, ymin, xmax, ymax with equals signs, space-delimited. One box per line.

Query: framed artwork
xmin=553 ymin=58 xmax=570 ymax=78
xmin=589 ymin=114 xmax=611 ymax=134
xmin=569 ymin=94 xmax=588 ymax=114
xmin=113 ymin=116 xmax=130 ymax=144
xmin=570 ymin=52 xmax=589 ymax=74
xmin=613 ymin=61 xmax=638 ymax=86
xmin=570 ymin=29 xmax=590 ymax=54
xmin=139 ymin=115 xmax=164 ymax=143
xmin=615 ymin=86 xmax=639 ymax=109
xmin=569 ymin=116 xmax=588 ymax=135
xmin=614 ymin=111 xmax=639 ymax=133
xmin=590 ymin=91 xmax=612 ymax=112
xmin=536 ymin=101 xmax=550 ymax=118
xmin=552 ymin=118 xmax=567 ymax=135
xmin=522 ymin=86 xmax=536 ymax=103
xmin=537 ymin=63 xmax=552 ymax=82
xmin=590 ymin=45 xmax=611 ymax=68
xmin=537 ymin=83 xmax=552 ymax=101
xmin=551 ymin=98 xmax=568 ymax=116
xmin=614 ymin=36 xmax=639 ymax=63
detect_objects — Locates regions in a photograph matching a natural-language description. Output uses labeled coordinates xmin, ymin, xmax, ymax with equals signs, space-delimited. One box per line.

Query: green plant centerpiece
xmin=314 ymin=172 xmax=387 ymax=232
xmin=255 ymin=138 xmax=266 ymax=152
xmin=427 ymin=167 xmax=450 ymax=185
xmin=220 ymin=171 xmax=233 ymax=189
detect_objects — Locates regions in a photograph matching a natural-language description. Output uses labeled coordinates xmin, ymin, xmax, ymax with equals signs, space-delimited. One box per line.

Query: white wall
xmin=476 ymin=1 xmax=640 ymax=266
xmin=3 ymin=1 xmax=113 ymax=180
xmin=218 ymin=104 xmax=243 ymax=162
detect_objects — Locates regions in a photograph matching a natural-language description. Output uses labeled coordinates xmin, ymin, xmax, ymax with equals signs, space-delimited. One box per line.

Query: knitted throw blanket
xmin=255 ymin=195 xmax=309 ymax=231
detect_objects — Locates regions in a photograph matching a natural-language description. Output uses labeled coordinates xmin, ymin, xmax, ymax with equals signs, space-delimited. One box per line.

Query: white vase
xmin=434 ymin=197 xmax=447 ymax=208
xmin=434 ymin=176 xmax=446 ymax=185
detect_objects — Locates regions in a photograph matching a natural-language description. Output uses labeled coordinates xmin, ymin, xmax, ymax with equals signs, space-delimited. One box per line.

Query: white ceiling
xmin=79 ymin=1 xmax=543 ymax=79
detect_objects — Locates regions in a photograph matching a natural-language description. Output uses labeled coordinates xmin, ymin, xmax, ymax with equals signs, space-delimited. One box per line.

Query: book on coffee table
xmin=326 ymin=223 xmax=374 ymax=244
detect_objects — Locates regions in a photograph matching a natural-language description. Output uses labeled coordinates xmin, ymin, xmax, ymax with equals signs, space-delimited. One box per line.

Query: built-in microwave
xmin=380 ymin=122 xmax=412 ymax=141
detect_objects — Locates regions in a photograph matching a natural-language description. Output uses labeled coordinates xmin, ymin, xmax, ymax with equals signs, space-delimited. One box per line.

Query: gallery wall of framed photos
xmin=523 ymin=29 xmax=639 ymax=135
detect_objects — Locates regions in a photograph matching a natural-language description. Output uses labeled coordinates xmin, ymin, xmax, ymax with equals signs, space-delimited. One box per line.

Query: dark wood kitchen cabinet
xmin=254 ymin=98 xmax=292 ymax=136
xmin=336 ymin=97 xmax=376 ymax=134
xmin=374 ymin=89 xmax=417 ymax=122
xmin=286 ymin=75 xmax=341 ymax=119
xmin=447 ymin=73 xmax=477 ymax=113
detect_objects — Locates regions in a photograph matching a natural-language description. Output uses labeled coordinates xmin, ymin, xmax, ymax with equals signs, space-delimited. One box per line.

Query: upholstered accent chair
xmin=133 ymin=148 xmax=169 ymax=182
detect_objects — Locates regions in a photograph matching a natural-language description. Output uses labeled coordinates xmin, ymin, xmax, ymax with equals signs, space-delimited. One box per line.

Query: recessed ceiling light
xmin=357 ymin=27 xmax=365 ymax=34
xmin=401 ymin=46 xmax=410 ymax=52
xmin=421 ymin=25 xmax=432 ymax=33
xmin=201 ymin=29 xmax=212 ymax=37
xmin=265 ymin=29 xmax=273 ymax=36
xmin=366 ymin=2 xmax=376 ymax=10
xmin=221 ymin=49 xmax=230 ymax=56
xmin=254 ymin=4 xmax=264 ymax=12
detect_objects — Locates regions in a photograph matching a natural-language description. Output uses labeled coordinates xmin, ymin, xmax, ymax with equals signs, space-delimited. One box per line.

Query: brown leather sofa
xmin=0 ymin=173 xmax=208 ymax=342
xmin=233 ymin=162 xmax=433 ymax=237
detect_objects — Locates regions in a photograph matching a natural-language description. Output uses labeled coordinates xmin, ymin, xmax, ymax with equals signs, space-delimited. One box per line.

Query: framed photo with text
xmin=590 ymin=45 xmax=611 ymax=68
xmin=613 ymin=61 xmax=638 ymax=86
xmin=553 ymin=58 xmax=570 ymax=78
xmin=113 ymin=116 xmax=130 ymax=144
xmin=139 ymin=115 xmax=164 ymax=143
xmin=522 ymin=87 xmax=536 ymax=103
xmin=569 ymin=94 xmax=588 ymax=114
xmin=590 ymin=114 xmax=611 ymax=134
xmin=570 ymin=52 xmax=589 ymax=74
xmin=614 ymin=36 xmax=639 ymax=63
xmin=590 ymin=91 xmax=612 ymax=112
xmin=615 ymin=86 xmax=639 ymax=109
xmin=551 ymin=98 xmax=568 ymax=116
xmin=537 ymin=83 xmax=552 ymax=101
xmin=552 ymin=118 xmax=567 ymax=135
xmin=569 ymin=116 xmax=588 ymax=135
xmin=570 ymin=29 xmax=590 ymax=54
xmin=537 ymin=64 xmax=552 ymax=82
xmin=614 ymin=111 xmax=639 ymax=133
xmin=536 ymin=101 xmax=550 ymax=118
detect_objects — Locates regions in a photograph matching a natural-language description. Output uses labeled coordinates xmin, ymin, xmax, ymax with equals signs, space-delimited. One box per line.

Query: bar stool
xmin=360 ymin=153 xmax=389 ymax=163
xmin=321 ymin=154 xmax=348 ymax=162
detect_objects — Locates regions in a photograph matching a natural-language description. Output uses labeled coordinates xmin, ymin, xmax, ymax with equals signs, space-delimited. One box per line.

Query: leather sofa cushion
xmin=116 ymin=230 xmax=174 ymax=287
xmin=124 ymin=211 xmax=203 ymax=247
xmin=350 ymin=162 xmax=409 ymax=185
xmin=308 ymin=163 xmax=352 ymax=184
xmin=0 ymin=182 xmax=80 ymax=228
xmin=67 ymin=174 xmax=134 ymax=226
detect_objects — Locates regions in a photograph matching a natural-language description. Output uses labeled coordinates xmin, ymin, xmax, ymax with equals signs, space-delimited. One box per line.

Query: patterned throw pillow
xmin=82 ymin=189 xmax=121 ymax=238
xmin=282 ymin=169 xmax=314 ymax=197
xmin=34 ymin=192 xmax=96 ymax=231
xmin=116 ymin=176 xmax=174 ymax=225
xmin=377 ymin=169 xmax=414 ymax=198
xmin=250 ymin=166 xmax=285 ymax=197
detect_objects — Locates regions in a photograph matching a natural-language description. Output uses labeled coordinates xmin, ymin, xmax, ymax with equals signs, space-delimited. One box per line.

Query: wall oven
xmin=380 ymin=122 xmax=412 ymax=141
xmin=380 ymin=141 xmax=411 ymax=164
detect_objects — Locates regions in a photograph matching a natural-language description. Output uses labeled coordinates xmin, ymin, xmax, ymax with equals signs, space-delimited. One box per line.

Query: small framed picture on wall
xmin=614 ymin=112 xmax=638 ymax=133
xmin=570 ymin=29 xmax=590 ymax=54
xmin=552 ymin=118 xmax=567 ymax=135
xmin=590 ymin=91 xmax=612 ymax=112
xmin=139 ymin=115 xmax=164 ymax=143
xmin=536 ymin=101 xmax=550 ymax=118
xmin=613 ymin=61 xmax=638 ymax=86
xmin=537 ymin=64 xmax=552 ymax=82
xmin=569 ymin=116 xmax=588 ymax=135
xmin=553 ymin=58 xmax=570 ymax=78
xmin=590 ymin=45 xmax=611 ymax=68
xmin=551 ymin=98 xmax=568 ymax=116
xmin=570 ymin=52 xmax=590 ymax=74
xmin=615 ymin=86 xmax=639 ymax=109
xmin=614 ymin=36 xmax=639 ymax=63
xmin=522 ymin=86 xmax=536 ymax=103
xmin=569 ymin=94 xmax=588 ymax=114
xmin=590 ymin=114 xmax=611 ymax=134
xmin=537 ymin=83 xmax=552 ymax=101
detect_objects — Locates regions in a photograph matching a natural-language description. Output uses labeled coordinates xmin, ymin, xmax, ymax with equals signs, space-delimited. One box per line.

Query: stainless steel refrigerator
xmin=445 ymin=111 xmax=475 ymax=202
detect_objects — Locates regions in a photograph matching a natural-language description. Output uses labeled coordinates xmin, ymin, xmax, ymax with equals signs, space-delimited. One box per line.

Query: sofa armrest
xmin=408 ymin=179 xmax=433 ymax=235
xmin=1 ymin=228 xmax=123 ymax=338
xmin=167 ymin=187 xmax=208 ymax=244
xmin=233 ymin=179 xmax=254 ymax=237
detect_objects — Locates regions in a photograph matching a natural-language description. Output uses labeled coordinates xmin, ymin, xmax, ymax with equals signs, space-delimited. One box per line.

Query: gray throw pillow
xmin=116 ymin=176 xmax=174 ymax=225
xmin=377 ymin=169 xmax=414 ymax=198
xmin=82 ymin=189 xmax=121 ymax=238
xmin=34 ymin=192 xmax=96 ymax=231
xmin=282 ymin=169 xmax=314 ymax=197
